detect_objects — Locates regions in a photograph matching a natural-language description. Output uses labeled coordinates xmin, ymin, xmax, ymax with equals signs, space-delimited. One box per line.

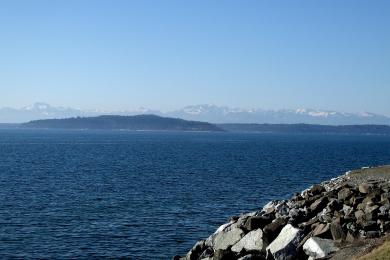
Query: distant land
xmin=1 ymin=103 xmax=389 ymax=125
xmin=22 ymin=115 xmax=223 ymax=132
xmin=7 ymin=114 xmax=389 ymax=135
xmin=218 ymin=123 xmax=390 ymax=135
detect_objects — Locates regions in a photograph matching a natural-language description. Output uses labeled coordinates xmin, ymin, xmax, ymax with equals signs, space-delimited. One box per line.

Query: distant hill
xmin=218 ymin=123 xmax=390 ymax=135
xmin=23 ymin=115 xmax=223 ymax=132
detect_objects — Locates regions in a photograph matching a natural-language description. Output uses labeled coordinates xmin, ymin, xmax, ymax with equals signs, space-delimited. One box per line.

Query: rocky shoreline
xmin=174 ymin=165 xmax=390 ymax=260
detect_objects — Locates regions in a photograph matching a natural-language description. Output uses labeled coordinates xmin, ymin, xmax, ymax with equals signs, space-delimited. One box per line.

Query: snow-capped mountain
xmin=166 ymin=105 xmax=390 ymax=125
xmin=0 ymin=103 xmax=389 ymax=125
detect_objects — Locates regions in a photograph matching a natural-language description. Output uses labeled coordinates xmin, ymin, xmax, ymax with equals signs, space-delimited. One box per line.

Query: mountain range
xmin=1 ymin=102 xmax=389 ymax=125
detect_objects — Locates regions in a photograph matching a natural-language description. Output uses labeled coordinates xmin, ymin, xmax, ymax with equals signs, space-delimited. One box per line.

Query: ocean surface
xmin=0 ymin=129 xmax=389 ymax=259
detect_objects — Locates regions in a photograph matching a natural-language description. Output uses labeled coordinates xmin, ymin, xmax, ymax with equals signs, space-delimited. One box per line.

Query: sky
xmin=0 ymin=0 xmax=389 ymax=115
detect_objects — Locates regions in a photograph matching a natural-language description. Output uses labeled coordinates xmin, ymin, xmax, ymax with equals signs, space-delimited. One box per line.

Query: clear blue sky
xmin=0 ymin=0 xmax=389 ymax=115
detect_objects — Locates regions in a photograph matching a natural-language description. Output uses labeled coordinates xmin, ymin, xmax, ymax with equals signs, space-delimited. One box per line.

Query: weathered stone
xmin=231 ymin=229 xmax=266 ymax=253
xmin=342 ymin=205 xmax=353 ymax=217
xmin=244 ymin=216 xmax=272 ymax=231
xmin=312 ymin=223 xmax=331 ymax=238
xmin=346 ymin=231 xmax=357 ymax=242
xmin=381 ymin=192 xmax=390 ymax=203
xmin=212 ymin=228 xmax=245 ymax=250
xmin=359 ymin=183 xmax=373 ymax=194
xmin=262 ymin=201 xmax=277 ymax=214
xmin=310 ymin=197 xmax=328 ymax=214
xmin=355 ymin=209 xmax=365 ymax=224
xmin=303 ymin=237 xmax=339 ymax=259
xmin=263 ymin=217 xmax=287 ymax=243
xmin=310 ymin=185 xmax=326 ymax=196
xmin=330 ymin=219 xmax=345 ymax=241
xmin=266 ymin=224 xmax=304 ymax=260
xmin=338 ymin=188 xmax=353 ymax=201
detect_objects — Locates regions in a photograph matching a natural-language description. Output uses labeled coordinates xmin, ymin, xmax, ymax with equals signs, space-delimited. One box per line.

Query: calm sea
xmin=0 ymin=129 xmax=389 ymax=259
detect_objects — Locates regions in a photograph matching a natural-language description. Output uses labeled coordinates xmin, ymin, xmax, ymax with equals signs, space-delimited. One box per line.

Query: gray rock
xmin=231 ymin=229 xmax=266 ymax=253
xmin=303 ymin=237 xmax=339 ymax=259
xmin=359 ymin=183 xmax=373 ymax=194
xmin=266 ymin=224 xmax=304 ymax=260
xmin=212 ymin=228 xmax=245 ymax=250
xmin=312 ymin=223 xmax=331 ymax=238
xmin=338 ymin=188 xmax=353 ymax=201
xmin=310 ymin=197 xmax=328 ymax=214
xmin=330 ymin=219 xmax=345 ymax=241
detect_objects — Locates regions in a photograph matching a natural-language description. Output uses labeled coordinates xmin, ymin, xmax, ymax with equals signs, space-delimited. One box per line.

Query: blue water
xmin=0 ymin=129 xmax=389 ymax=259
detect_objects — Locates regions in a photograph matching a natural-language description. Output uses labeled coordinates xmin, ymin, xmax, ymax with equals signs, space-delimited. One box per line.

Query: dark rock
xmin=263 ymin=217 xmax=287 ymax=243
xmin=244 ymin=215 xmax=272 ymax=231
xmin=327 ymin=199 xmax=341 ymax=211
xmin=361 ymin=220 xmax=377 ymax=231
xmin=237 ymin=254 xmax=266 ymax=260
xmin=213 ymin=249 xmax=235 ymax=260
xmin=186 ymin=240 xmax=206 ymax=260
xmin=366 ymin=231 xmax=381 ymax=238
xmin=172 ymin=255 xmax=182 ymax=260
xmin=198 ymin=247 xmax=213 ymax=259
xmin=349 ymin=196 xmax=364 ymax=207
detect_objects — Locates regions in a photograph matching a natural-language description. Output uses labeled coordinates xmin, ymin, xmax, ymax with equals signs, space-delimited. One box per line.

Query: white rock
xmin=231 ymin=229 xmax=265 ymax=253
xmin=212 ymin=228 xmax=245 ymax=250
xmin=303 ymin=237 xmax=339 ymax=259
xmin=214 ymin=220 xmax=235 ymax=234
xmin=266 ymin=224 xmax=303 ymax=260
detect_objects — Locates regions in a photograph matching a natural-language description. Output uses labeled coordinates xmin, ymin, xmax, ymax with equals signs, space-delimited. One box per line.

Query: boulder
xmin=244 ymin=215 xmax=272 ymax=231
xmin=303 ymin=237 xmax=339 ymax=259
xmin=266 ymin=224 xmax=304 ymax=260
xmin=338 ymin=187 xmax=353 ymax=201
xmin=263 ymin=217 xmax=287 ymax=243
xmin=310 ymin=185 xmax=326 ymax=196
xmin=309 ymin=197 xmax=328 ymax=214
xmin=330 ymin=219 xmax=345 ymax=241
xmin=213 ymin=249 xmax=235 ymax=260
xmin=212 ymin=228 xmax=245 ymax=250
xmin=359 ymin=183 xmax=373 ymax=194
xmin=312 ymin=223 xmax=331 ymax=238
xmin=185 ymin=240 xmax=207 ymax=260
xmin=231 ymin=229 xmax=266 ymax=253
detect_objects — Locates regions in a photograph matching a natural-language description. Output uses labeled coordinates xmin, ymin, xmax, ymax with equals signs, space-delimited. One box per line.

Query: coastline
xmin=176 ymin=165 xmax=390 ymax=260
